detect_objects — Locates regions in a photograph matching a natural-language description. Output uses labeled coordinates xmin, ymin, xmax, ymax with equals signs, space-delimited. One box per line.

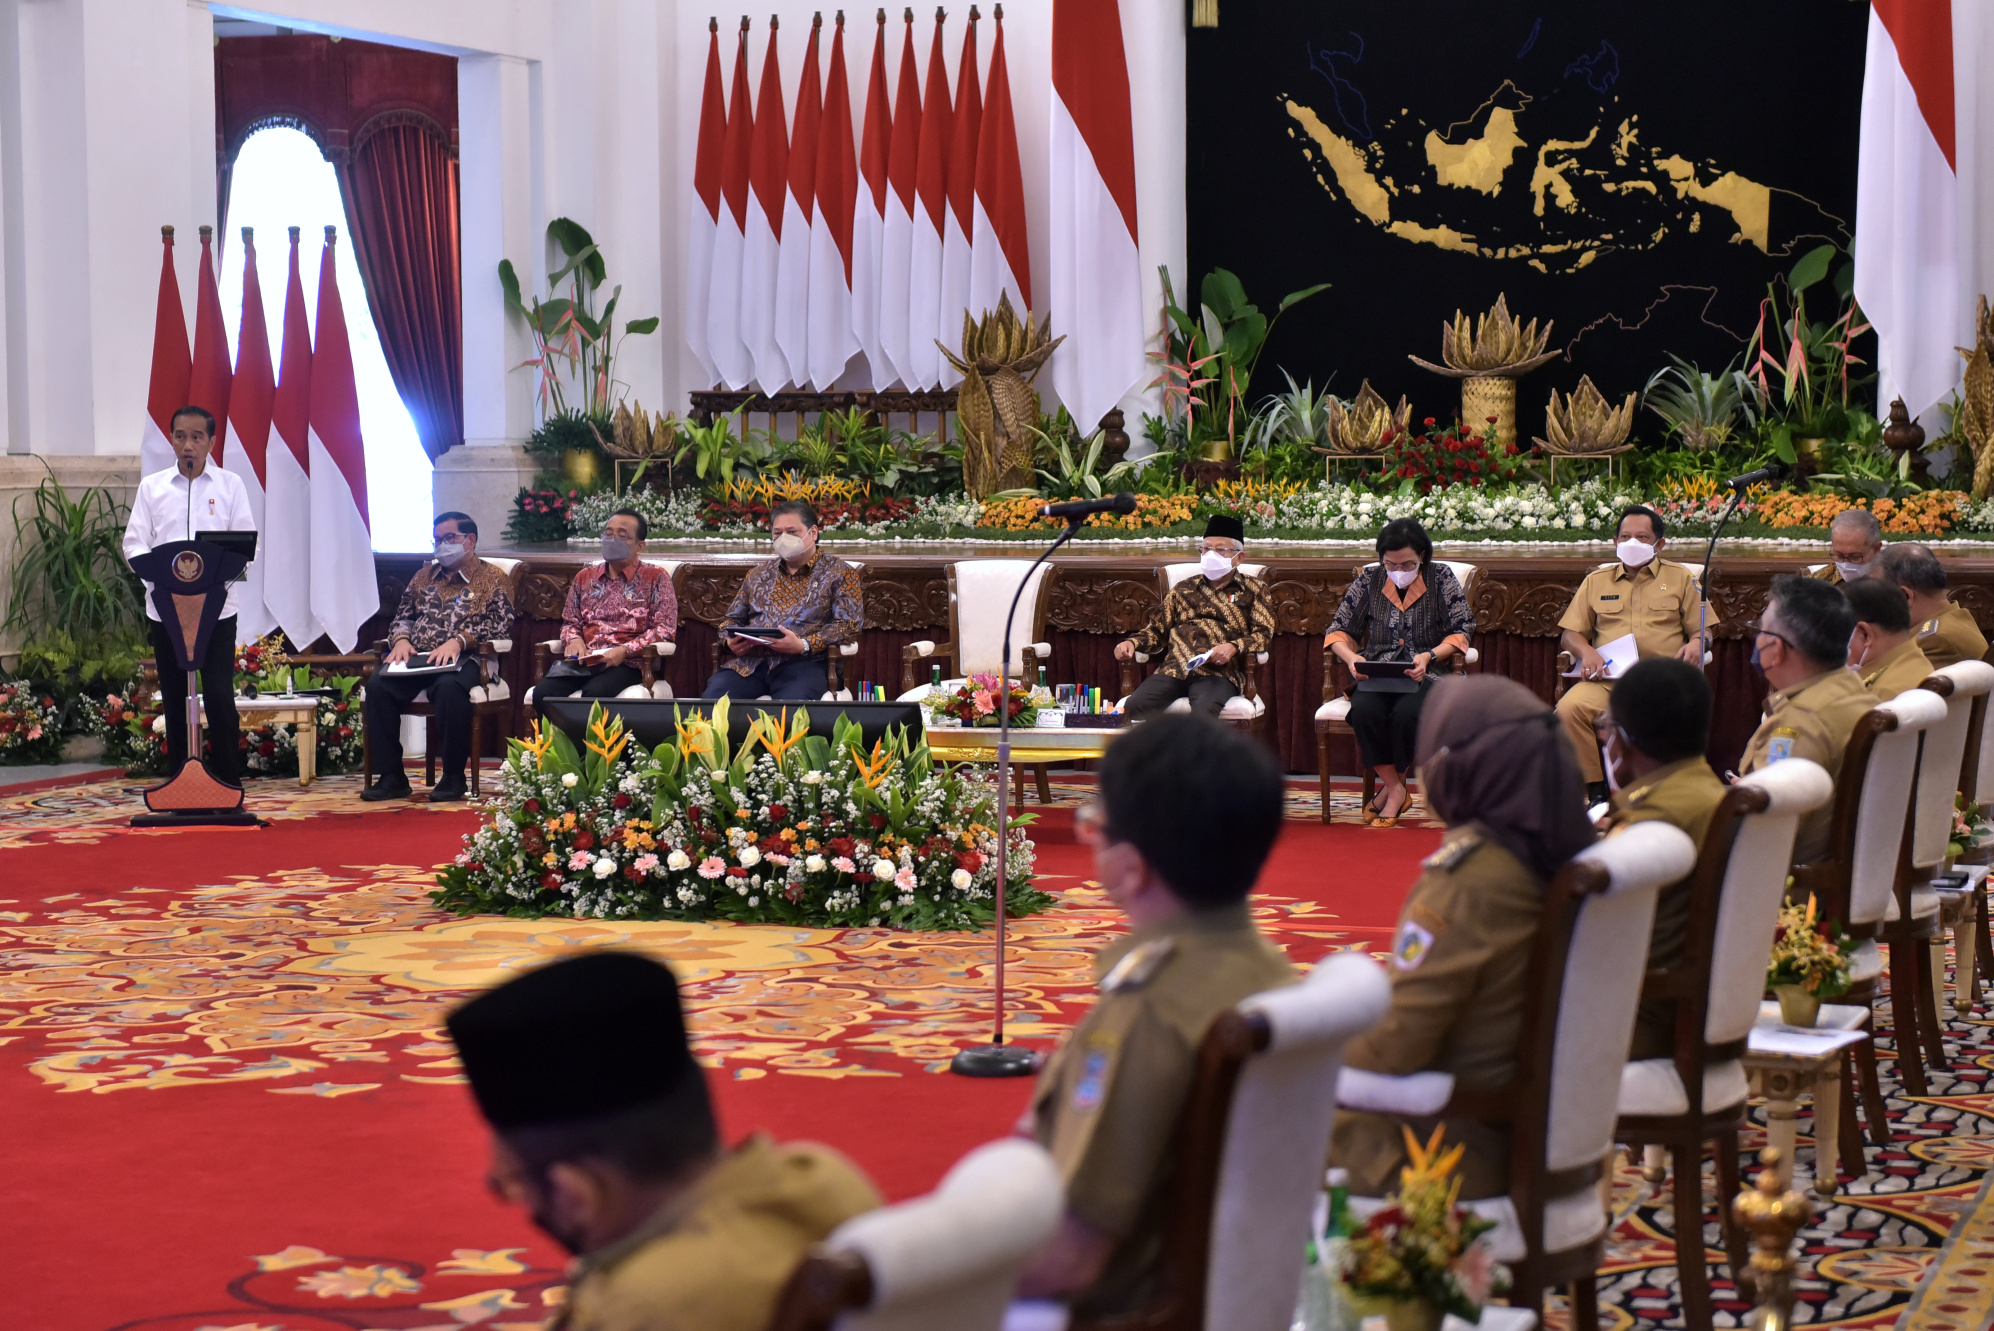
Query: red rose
xmin=768 ymin=804 xmax=788 ymax=821
xmin=1773 ymin=925 xmax=1787 ymax=942
xmin=785 ymin=881 xmax=805 ymax=902
xmin=727 ymin=866 xmax=749 ymax=878
xmin=539 ymin=872 xmax=562 ymax=892
xmin=468 ymin=862 xmax=483 ymax=873
xmin=868 ymin=813 xmax=887 ymax=831
xmin=574 ymin=829 xmax=596 ymax=851
xmin=523 ymin=798 xmax=541 ymax=814
xmin=336 ymin=726 xmax=352 ymax=739
xmin=956 ymin=849 xmax=984 ymax=874
xmin=1423 ymin=416 xmax=1437 ymax=426
xmin=258 ymin=741 xmax=276 ymax=757
xmin=613 ymin=793 xmax=632 ymax=809
xmin=624 ymin=865 xmax=644 ymax=881
xmin=829 ymin=836 xmax=856 ymax=857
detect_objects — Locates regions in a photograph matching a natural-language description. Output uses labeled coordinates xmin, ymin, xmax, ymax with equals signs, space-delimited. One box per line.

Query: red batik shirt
xmin=560 ymin=560 xmax=678 ymax=652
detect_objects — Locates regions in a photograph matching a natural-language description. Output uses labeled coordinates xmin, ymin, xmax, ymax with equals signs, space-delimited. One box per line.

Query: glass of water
xmin=1056 ymin=684 xmax=1078 ymax=713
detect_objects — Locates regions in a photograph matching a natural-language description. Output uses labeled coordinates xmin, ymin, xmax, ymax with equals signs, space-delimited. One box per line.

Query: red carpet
xmin=0 ymin=783 xmax=1431 ymax=1329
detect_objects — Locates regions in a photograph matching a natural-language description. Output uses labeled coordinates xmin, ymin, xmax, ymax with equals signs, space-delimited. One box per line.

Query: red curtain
xmin=336 ymin=120 xmax=464 ymax=459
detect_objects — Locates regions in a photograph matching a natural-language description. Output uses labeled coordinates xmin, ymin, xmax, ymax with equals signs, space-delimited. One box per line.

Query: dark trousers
xmin=150 ymin=614 xmax=241 ymax=785
xmin=536 ymin=659 xmax=645 ymax=699
xmin=1347 ymin=681 xmax=1432 ymax=770
xmin=1125 ymin=670 xmax=1237 ymax=719
xmin=365 ymin=658 xmax=483 ymax=784
xmin=702 ymin=656 xmax=829 ymax=701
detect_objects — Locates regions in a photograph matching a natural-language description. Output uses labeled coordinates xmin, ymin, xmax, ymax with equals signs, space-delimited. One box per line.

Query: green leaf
xmin=1832 ymin=260 xmax=1856 ymax=302
xmin=1202 ymin=268 xmax=1249 ymax=321
xmin=1277 ymin=282 xmax=1332 ymax=313
xmin=1770 ymin=423 xmax=1797 ymax=464
xmin=1788 ymin=243 xmax=1836 ymax=294
xmin=498 ymin=259 xmax=524 ymax=314
xmin=625 ymin=316 xmax=661 ymax=335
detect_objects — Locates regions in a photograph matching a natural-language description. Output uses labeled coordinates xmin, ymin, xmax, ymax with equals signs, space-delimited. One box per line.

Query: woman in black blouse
xmin=1324 ymin=517 xmax=1476 ymax=825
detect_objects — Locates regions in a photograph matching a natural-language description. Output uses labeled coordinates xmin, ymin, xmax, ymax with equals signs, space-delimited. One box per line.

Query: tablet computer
xmin=726 ymin=624 xmax=788 ymax=642
xmin=1356 ymin=659 xmax=1416 ymax=677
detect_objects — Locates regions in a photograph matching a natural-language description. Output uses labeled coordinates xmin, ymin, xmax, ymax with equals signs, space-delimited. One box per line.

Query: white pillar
xmin=1123 ymin=0 xmax=1185 ymax=433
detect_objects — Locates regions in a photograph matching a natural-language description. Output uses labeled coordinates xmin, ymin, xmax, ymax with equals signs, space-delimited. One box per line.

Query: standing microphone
xmin=1725 ymin=463 xmax=1785 ymax=491
xmin=1039 ymin=493 xmax=1138 ymax=521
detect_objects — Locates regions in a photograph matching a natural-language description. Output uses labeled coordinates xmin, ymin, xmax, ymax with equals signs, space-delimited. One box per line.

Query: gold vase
xmin=1774 ymin=984 xmax=1820 ymax=1028
xmin=1383 ymin=1300 xmax=1445 ymax=1331
xmin=1461 ymin=376 xmax=1517 ymax=451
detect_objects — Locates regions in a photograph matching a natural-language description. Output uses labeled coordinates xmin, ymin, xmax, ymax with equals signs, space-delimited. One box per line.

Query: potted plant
xmin=1766 ymin=895 xmax=1851 ymax=1028
xmin=1340 ymin=1126 xmax=1504 ymax=1331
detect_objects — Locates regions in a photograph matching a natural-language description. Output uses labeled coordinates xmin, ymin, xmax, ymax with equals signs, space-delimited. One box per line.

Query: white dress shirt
xmin=123 ymin=463 xmax=258 ymax=623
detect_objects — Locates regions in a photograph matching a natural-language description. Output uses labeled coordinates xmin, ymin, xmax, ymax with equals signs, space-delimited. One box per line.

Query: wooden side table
xmin=202 ymin=696 xmax=321 ymax=787
xmin=922 ymin=723 xmax=1124 ymax=807
xmin=1744 ymin=1002 xmax=1870 ymax=1199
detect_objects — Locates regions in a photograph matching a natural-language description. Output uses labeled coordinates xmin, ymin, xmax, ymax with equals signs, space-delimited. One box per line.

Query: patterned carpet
xmin=0 ymin=771 xmax=1984 ymax=1330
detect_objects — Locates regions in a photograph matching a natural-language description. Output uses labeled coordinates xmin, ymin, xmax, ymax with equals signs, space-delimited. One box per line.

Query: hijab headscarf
xmin=1415 ymin=675 xmax=1597 ymax=880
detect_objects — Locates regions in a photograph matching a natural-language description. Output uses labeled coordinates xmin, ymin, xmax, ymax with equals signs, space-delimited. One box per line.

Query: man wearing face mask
xmin=538 ymin=509 xmax=678 ymax=700
xmin=704 ymin=499 xmax=862 ymax=701
xmin=1811 ymin=508 xmax=1884 ymax=585
xmin=449 ymin=951 xmax=881 ymax=1331
xmin=1844 ymin=577 xmax=1933 ymax=702
xmin=362 ymin=512 xmax=515 ymax=802
xmin=1878 ymin=542 xmax=1989 ymax=670
xmin=1740 ymin=575 xmax=1875 ymax=865
xmin=1115 ymin=516 xmax=1275 ymax=720
xmin=1554 ymin=505 xmax=1713 ymax=804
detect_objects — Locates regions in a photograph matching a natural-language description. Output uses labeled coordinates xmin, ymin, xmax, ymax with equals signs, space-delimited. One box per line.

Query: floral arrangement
xmin=1766 ymin=895 xmax=1851 ymax=998
xmin=234 ymin=633 xmax=290 ymax=694
xmin=700 ymin=494 xmax=922 ymax=532
xmin=922 ymin=673 xmax=1040 ymax=728
xmin=0 ymin=681 xmax=64 ymax=765
xmin=1269 ymin=477 xmax=1643 ymax=535
xmin=1754 ymin=489 xmax=1969 ymax=533
xmin=1384 ymin=418 xmax=1524 ymax=493
xmin=1950 ymin=793 xmax=1992 ymax=861
xmin=433 ymin=699 xmax=1048 ymax=929
xmin=1340 ymin=1126 xmax=1503 ymax=1321
xmin=239 ymin=675 xmax=365 ymax=778
xmin=569 ymin=486 xmax=706 ymax=538
xmin=88 ymin=685 xmax=167 ymax=775
xmin=507 ymin=487 xmax=582 ymax=543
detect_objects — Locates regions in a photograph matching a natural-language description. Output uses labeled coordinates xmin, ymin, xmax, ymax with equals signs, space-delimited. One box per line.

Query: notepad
xmin=1560 ymin=632 xmax=1638 ymax=679
xmin=383 ymin=659 xmax=459 ymax=677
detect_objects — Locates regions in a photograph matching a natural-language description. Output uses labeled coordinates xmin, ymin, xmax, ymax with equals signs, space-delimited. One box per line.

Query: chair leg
xmin=361 ymin=718 xmax=373 ymax=790
xmin=424 ymin=715 xmax=437 ymax=788
xmin=1316 ymin=730 xmax=1334 ymax=826
xmin=1913 ymin=938 xmax=1949 ymax=1072
xmin=1035 ymin=763 xmax=1051 ymax=805
xmin=1851 ymin=1037 xmax=1892 ymax=1146
xmin=1714 ymin=1128 xmax=1748 ymax=1294
xmin=1568 ymin=1273 xmax=1599 ymax=1331
xmin=1886 ymin=943 xmax=1930 ymax=1098
xmin=469 ymin=713 xmax=483 ymax=798
xmin=1673 ymin=1137 xmax=1713 ymax=1331
xmin=1839 ymin=1070 xmax=1867 ymax=1182
xmin=1977 ymin=887 xmax=1994 ymax=997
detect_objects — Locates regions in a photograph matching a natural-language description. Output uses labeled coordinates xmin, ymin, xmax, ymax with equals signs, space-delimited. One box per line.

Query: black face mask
xmin=1750 ymin=640 xmax=1766 ymax=678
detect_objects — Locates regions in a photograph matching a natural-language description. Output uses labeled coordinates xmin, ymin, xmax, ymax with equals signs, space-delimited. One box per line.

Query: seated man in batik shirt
xmin=1114 ymin=516 xmax=1275 ymax=720
xmin=540 ymin=508 xmax=678 ymax=699
xmin=702 ymin=499 xmax=863 ymax=701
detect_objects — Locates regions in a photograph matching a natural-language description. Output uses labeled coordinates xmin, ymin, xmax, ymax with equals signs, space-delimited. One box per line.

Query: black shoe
xmin=1586 ymin=780 xmax=1610 ymax=806
xmin=428 ymin=777 xmax=469 ymax=802
xmin=361 ymin=778 xmax=413 ymax=802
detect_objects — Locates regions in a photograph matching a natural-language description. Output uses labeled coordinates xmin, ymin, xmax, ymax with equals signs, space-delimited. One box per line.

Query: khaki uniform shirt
xmin=1127 ymin=573 xmax=1277 ymax=691
xmin=1031 ymin=903 xmax=1294 ymax=1315
xmin=1858 ymin=636 xmax=1935 ymax=702
xmin=1330 ymin=828 xmax=1544 ymax=1199
xmin=1556 ymin=559 xmax=1711 ymax=659
xmin=1741 ymin=668 xmax=1879 ymax=865
xmin=1600 ymin=756 xmax=1728 ymax=1060
xmin=552 ymin=1135 xmax=881 ymax=1331
xmin=1915 ymin=602 xmax=1988 ymax=670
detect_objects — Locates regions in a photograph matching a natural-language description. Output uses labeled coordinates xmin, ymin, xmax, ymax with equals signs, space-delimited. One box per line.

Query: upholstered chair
xmin=898 ymin=560 xmax=1055 ymax=695
xmin=1919 ymin=661 xmax=1994 ymax=1015
xmin=525 ymin=558 xmax=687 ymax=705
xmin=1116 ymin=561 xmax=1272 ymax=733
xmin=699 ymin=558 xmax=864 ymax=702
xmin=1550 ymin=561 xmax=1711 ymax=704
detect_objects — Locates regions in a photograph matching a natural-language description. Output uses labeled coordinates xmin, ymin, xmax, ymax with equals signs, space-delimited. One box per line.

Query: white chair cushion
xmin=1704 ymin=761 xmax=1830 ymax=1043
xmin=522 ymin=685 xmax=535 ymax=705
xmin=951 ymin=560 xmax=1055 ymax=677
xmin=616 ymin=685 xmax=651 ymax=699
xmin=1849 ymin=936 xmax=1884 ymax=982
xmin=1161 ymin=562 xmax=1269 ymax=589
xmin=1335 ymin=1066 xmax=1455 ymax=1115
xmin=1317 ymin=697 xmax=1352 ymax=723
xmin=1851 ymin=709 xmax=1929 ymax=925
xmin=1160 ymin=694 xmax=1263 ymax=719
xmin=469 ymin=680 xmax=510 ymax=704
xmin=1885 ymin=887 xmax=1941 ymax=922
xmin=1618 ymin=1057 xmax=1750 ymax=1116
xmin=652 ymin=681 xmax=674 ymax=699
xmin=1351 ymin=1187 xmax=1605 ymax=1264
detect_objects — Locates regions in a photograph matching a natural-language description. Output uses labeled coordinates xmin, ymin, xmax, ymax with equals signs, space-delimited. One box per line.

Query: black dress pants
xmin=150 ymin=614 xmax=241 ymax=785
xmin=365 ymin=658 xmax=483 ymax=784
xmin=1125 ymin=670 xmax=1237 ymax=719
xmin=1347 ymin=681 xmax=1432 ymax=770
xmin=536 ymin=659 xmax=645 ymax=699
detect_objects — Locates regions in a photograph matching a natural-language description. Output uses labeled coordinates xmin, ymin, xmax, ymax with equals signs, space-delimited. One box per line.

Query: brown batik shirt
xmin=1127 ymin=572 xmax=1276 ymax=691
xmin=386 ymin=559 xmax=516 ymax=653
xmin=718 ymin=550 xmax=864 ymax=674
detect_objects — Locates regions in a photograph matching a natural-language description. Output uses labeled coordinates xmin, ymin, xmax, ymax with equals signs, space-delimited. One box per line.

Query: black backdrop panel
xmin=1186 ymin=2 xmax=1867 ymax=418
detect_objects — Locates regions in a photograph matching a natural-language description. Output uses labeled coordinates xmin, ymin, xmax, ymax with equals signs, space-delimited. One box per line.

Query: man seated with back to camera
xmin=1018 ymin=715 xmax=1295 ymax=1316
xmin=363 ymin=512 xmax=515 ymax=802
xmin=1877 ymin=542 xmax=1988 ymax=669
xmin=703 ymin=499 xmax=862 ymax=701
xmin=1594 ymin=658 xmax=1726 ymax=1061
xmin=540 ymin=508 xmax=678 ymax=700
xmin=1845 ymin=577 xmax=1934 ymax=702
xmin=449 ymin=951 xmax=881 ymax=1331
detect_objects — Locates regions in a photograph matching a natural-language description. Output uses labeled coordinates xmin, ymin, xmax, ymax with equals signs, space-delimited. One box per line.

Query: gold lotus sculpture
xmin=1407 ymin=294 xmax=1561 ymax=379
xmin=602 ymin=399 xmax=680 ymax=458
xmin=939 ymin=293 xmax=1065 ymax=497
xmin=1319 ymin=380 xmax=1412 ymax=455
xmin=1957 ymin=295 xmax=1994 ymax=498
xmin=1536 ymin=376 xmax=1638 ymax=455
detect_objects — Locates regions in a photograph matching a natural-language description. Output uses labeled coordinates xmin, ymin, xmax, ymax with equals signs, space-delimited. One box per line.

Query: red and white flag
xmin=877 ymin=11 xmax=923 ymax=389
xmin=742 ymin=20 xmax=792 ymax=391
xmin=851 ymin=12 xmax=894 ymax=389
xmin=808 ymin=12 xmax=860 ymax=390
xmin=938 ymin=9 xmax=981 ymax=387
xmin=306 ymin=229 xmax=373 ymax=654
xmin=1856 ymin=0 xmax=1959 ymax=420
xmin=970 ymin=5 xmax=1032 ymax=317
xmin=140 ymin=226 xmax=190 ymax=477
xmin=774 ymin=15 xmax=823 ymax=387
xmin=1049 ymin=0 xmax=1143 ymax=434
xmin=189 ymin=226 xmax=233 ymax=465
xmin=685 ymin=19 xmax=727 ymax=387
xmin=225 ymin=227 xmax=276 ymax=640
xmin=904 ymin=12 xmax=953 ymax=390
xmin=707 ymin=21 xmax=756 ymax=391
xmin=265 ymin=227 xmax=318 ymax=650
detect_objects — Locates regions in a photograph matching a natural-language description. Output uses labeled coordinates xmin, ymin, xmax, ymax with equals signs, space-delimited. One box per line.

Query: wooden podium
xmin=127 ymin=537 xmax=262 ymax=828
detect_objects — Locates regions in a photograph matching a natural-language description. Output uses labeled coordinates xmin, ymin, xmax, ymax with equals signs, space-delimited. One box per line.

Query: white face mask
xmin=1386 ymin=567 xmax=1418 ymax=590
xmin=1200 ymin=549 xmax=1235 ymax=580
xmin=1835 ymin=561 xmax=1868 ymax=582
xmin=435 ymin=540 xmax=468 ymax=568
xmin=1616 ymin=537 xmax=1656 ymax=568
xmin=772 ymin=532 xmax=810 ymax=562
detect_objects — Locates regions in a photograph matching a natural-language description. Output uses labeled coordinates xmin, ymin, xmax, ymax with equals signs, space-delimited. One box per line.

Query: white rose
xmin=873 ymin=858 xmax=897 ymax=882
xmin=801 ymin=770 xmax=824 ymax=785
xmin=805 ymin=854 xmax=827 ymax=873
xmin=152 ymin=715 xmax=167 ymax=735
xmin=951 ymin=868 xmax=973 ymax=890
xmin=561 ymin=772 xmax=579 ymax=788
xmin=667 ymin=849 xmax=691 ymax=871
xmin=738 ymin=845 xmax=762 ymax=868
xmin=593 ymin=857 xmax=617 ymax=878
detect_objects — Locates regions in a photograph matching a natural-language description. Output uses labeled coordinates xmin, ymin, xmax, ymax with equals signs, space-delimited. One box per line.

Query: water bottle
xmin=931 ymin=664 xmax=941 ymax=688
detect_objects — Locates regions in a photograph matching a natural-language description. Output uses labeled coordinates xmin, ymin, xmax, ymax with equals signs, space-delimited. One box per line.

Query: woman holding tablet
xmin=1324 ymin=517 xmax=1476 ymax=826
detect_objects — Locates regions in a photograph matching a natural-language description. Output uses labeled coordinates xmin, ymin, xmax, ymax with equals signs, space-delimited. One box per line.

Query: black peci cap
xmin=1204 ymin=514 xmax=1246 ymax=544
xmin=446 ymin=951 xmax=702 ymax=1130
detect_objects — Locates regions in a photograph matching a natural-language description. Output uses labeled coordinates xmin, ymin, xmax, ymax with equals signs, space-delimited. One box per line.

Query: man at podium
xmin=122 ymin=405 xmax=257 ymax=785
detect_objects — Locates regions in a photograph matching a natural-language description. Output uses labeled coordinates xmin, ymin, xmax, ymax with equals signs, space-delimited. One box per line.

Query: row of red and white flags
xmin=141 ymin=225 xmax=374 ymax=654
xmin=691 ymin=1 xmax=1145 ymax=432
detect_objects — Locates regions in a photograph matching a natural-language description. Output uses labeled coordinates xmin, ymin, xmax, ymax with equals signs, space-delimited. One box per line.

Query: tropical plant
xmin=786 ymin=421 xmax=846 ymax=478
xmin=4 ymin=475 xmax=147 ymax=701
xmin=1154 ymin=266 xmax=1329 ymax=455
xmin=1643 ymin=355 xmax=1748 ymax=452
xmin=1030 ymin=427 xmax=1137 ymax=501
xmin=673 ymin=406 xmax=753 ymax=485
xmin=1743 ymin=242 xmax=1873 ymax=457
xmin=499 ymin=217 xmax=661 ymax=419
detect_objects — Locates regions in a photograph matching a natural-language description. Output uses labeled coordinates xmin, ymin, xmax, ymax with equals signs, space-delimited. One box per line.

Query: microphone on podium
xmin=1039 ymin=493 xmax=1138 ymax=521
xmin=1725 ymin=463 xmax=1785 ymax=491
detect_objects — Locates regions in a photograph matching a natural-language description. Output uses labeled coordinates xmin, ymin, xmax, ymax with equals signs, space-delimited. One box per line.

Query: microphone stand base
xmin=949 ymin=1042 xmax=1041 ymax=1078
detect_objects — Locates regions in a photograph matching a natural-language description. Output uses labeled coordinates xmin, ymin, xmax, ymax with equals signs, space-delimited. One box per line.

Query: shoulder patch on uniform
xmin=1100 ymin=938 xmax=1177 ymax=994
xmin=1392 ymin=919 xmax=1436 ymax=972
xmin=1421 ymin=830 xmax=1484 ymax=872
xmin=1767 ymin=727 xmax=1797 ymax=763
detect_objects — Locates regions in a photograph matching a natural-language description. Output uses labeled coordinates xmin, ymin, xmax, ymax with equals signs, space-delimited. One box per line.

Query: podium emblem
xmin=172 ymin=551 xmax=204 ymax=583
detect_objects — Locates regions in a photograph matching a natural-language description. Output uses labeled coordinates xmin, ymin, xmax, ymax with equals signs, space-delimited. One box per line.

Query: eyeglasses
xmin=1748 ymin=620 xmax=1795 ymax=650
xmin=434 ymin=533 xmax=468 ymax=546
xmin=1200 ymin=542 xmax=1241 ymax=556
xmin=1380 ymin=557 xmax=1422 ymax=573
xmin=1076 ymin=799 xmax=1117 ymax=848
